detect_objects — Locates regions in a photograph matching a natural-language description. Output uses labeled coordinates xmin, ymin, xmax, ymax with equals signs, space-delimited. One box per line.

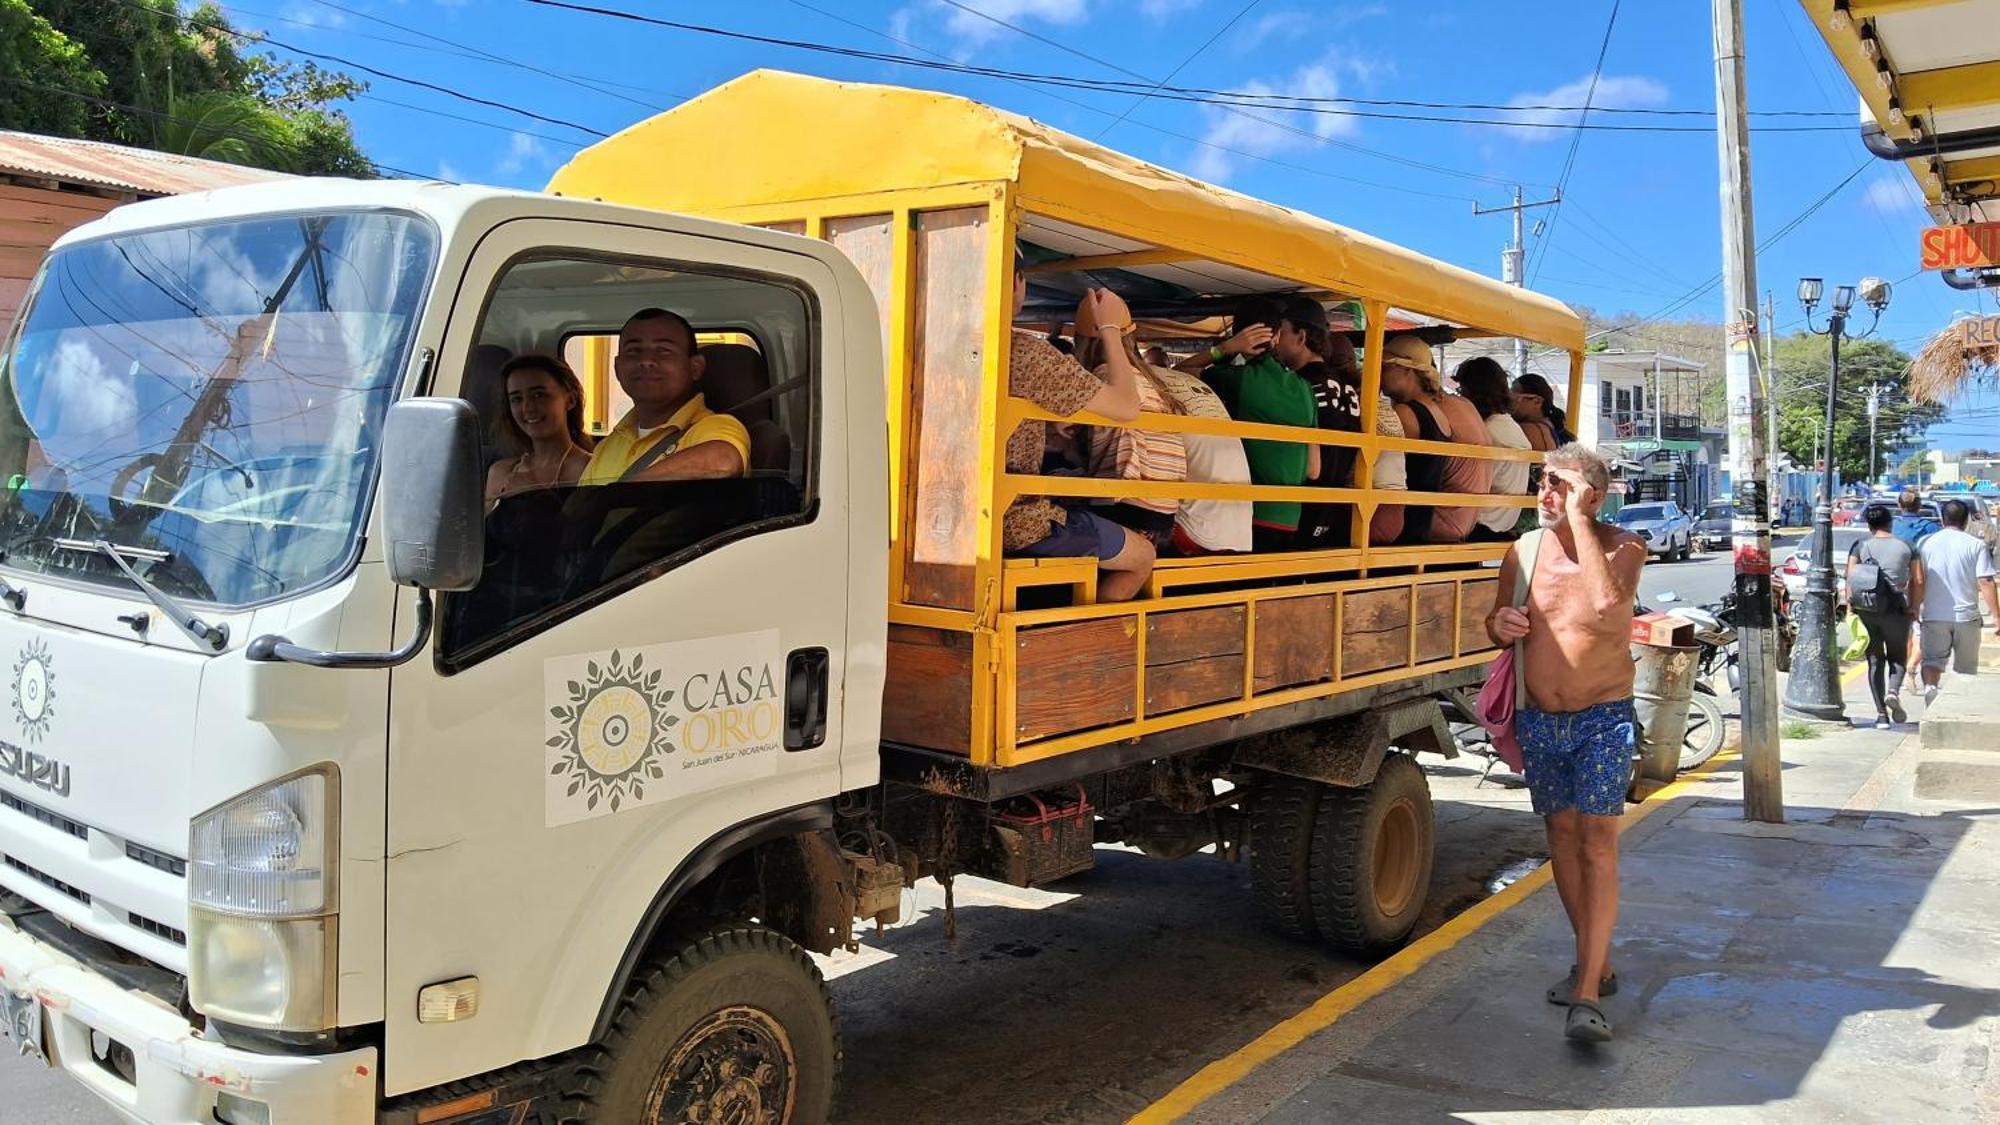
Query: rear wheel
xmin=579 ymin=924 xmax=840 ymax=1125
xmin=1307 ymin=754 xmax=1435 ymax=956
xmin=1249 ymin=776 xmax=1323 ymax=941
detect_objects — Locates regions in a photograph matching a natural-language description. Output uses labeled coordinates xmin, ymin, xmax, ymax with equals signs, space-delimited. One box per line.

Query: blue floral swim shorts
xmin=1517 ymin=698 xmax=1635 ymax=818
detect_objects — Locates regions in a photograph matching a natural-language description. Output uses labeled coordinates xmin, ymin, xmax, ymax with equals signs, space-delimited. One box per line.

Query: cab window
xmin=438 ymin=252 xmax=817 ymax=670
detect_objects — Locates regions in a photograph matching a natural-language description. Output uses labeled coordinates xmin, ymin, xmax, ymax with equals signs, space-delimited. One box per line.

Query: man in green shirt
xmin=1193 ymin=296 xmax=1320 ymax=550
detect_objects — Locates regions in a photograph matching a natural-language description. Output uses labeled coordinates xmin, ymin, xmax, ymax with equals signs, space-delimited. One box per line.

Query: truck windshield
xmin=0 ymin=210 xmax=435 ymax=607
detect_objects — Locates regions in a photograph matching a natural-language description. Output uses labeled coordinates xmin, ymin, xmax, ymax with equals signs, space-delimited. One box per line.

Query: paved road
xmin=3 ymin=763 xmax=1560 ymax=1124
xmin=1640 ymin=528 xmax=1864 ymax=612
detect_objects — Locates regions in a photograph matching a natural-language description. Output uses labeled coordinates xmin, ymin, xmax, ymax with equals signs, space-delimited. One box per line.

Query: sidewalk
xmin=1141 ymin=645 xmax=2000 ymax=1124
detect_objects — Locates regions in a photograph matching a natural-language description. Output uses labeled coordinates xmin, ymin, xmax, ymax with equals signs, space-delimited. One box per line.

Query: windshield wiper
xmin=55 ymin=539 xmax=228 ymax=651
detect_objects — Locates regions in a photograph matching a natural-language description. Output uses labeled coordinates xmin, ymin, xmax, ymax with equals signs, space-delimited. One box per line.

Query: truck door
xmin=382 ymin=216 xmax=856 ymax=1093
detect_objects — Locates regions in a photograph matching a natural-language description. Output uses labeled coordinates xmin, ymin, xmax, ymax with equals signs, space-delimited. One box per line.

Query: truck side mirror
xmin=381 ymin=397 xmax=484 ymax=592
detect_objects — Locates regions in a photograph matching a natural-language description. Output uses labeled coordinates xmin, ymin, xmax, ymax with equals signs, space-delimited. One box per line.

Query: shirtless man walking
xmin=1486 ymin=444 xmax=1647 ymax=1043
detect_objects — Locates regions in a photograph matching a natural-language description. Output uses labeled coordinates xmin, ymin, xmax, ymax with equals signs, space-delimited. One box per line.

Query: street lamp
xmin=1784 ymin=275 xmax=1891 ymax=723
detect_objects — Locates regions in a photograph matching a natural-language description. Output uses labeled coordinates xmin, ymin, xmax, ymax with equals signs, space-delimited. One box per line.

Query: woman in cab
xmin=485 ymin=353 xmax=594 ymax=505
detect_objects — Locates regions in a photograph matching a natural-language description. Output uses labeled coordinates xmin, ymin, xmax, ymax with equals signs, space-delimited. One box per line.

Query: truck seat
xmin=699 ymin=342 xmax=793 ymax=474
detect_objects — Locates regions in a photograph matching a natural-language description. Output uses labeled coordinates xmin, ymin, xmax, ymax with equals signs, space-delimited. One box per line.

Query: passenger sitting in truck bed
xmin=1380 ymin=335 xmax=1489 ymax=544
xmin=1288 ymin=298 xmax=1363 ymax=549
xmin=1148 ymin=362 xmax=1254 ymax=555
xmin=1181 ymin=296 xmax=1320 ymax=551
xmin=1452 ymin=356 xmax=1533 ymax=541
xmin=577 ymin=307 xmax=752 ymax=484
xmin=1006 ymin=273 xmax=1155 ymax=601
xmin=1072 ymin=289 xmax=1187 ymax=555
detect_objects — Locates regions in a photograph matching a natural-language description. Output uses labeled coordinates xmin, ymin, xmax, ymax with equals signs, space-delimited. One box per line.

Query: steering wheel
xmin=107 ymin=453 xmax=166 ymax=523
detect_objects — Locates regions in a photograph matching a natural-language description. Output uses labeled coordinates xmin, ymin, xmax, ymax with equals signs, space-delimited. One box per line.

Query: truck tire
xmin=1307 ymin=753 xmax=1434 ymax=957
xmin=580 ymin=923 xmax=840 ymax=1125
xmin=1249 ymin=775 xmax=1323 ymax=941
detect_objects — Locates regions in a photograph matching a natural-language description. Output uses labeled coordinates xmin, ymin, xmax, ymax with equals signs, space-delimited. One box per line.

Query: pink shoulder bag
xmin=1475 ymin=529 xmax=1545 ymax=771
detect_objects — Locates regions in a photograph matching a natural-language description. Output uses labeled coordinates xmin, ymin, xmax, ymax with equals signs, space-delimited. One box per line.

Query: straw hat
xmin=1382 ymin=335 xmax=1440 ymax=388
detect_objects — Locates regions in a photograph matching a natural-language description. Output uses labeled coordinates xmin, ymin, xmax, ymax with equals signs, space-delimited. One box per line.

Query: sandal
xmin=1565 ymin=999 xmax=1613 ymax=1042
xmin=1546 ymin=964 xmax=1618 ymax=1005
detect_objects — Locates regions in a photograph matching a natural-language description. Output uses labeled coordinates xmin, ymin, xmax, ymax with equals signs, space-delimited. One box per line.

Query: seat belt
xmin=616 ymin=425 xmax=685 ymax=482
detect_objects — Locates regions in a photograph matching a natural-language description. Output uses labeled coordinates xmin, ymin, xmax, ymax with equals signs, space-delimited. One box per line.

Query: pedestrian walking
xmin=1843 ymin=504 xmax=1922 ymax=729
xmin=1915 ymin=499 xmax=2000 ymax=703
xmin=1485 ymin=443 xmax=1647 ymax=1043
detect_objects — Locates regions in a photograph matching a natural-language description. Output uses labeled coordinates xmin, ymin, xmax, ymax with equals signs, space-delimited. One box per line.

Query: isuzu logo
xmin=11 ymin=639 xmax=53 ymax=743
xmin=0 ymin=742 xmax=67 ymax=798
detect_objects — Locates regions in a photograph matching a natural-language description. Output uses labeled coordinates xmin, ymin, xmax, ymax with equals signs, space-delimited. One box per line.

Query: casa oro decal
xmin=544 ymin=631 xmax=785 ymax=827
xmin=12 ymin=639 xmax=54 ymax=743
xmin=547 ymin=650 xmax=678 ymax=815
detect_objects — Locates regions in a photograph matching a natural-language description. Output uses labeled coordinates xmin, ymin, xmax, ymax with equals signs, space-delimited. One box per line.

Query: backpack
xmin=1846 ymin=540 xmax=1905 ymax=615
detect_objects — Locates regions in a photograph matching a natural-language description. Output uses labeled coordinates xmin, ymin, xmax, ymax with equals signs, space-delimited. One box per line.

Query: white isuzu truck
xmin=0 ymin=70 xmax=1578 ymax=1125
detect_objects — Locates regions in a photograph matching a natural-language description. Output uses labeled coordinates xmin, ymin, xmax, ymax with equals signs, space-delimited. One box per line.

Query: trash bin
xmin=1632 ymin=641 xmax=1701 ymax=784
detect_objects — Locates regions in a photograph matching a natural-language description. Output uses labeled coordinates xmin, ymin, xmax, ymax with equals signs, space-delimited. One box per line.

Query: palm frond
xmin=1907 ymin=315 xmax=2000 ymax=405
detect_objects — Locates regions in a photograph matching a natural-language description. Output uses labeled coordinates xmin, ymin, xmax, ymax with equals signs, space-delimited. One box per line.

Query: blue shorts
xmin=1518 ymin=699 xmax=1635 ymax=818
xmin=1018 ymin=506 xmax=1126 ymax=562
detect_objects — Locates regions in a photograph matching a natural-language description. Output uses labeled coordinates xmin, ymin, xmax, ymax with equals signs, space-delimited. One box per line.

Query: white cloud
xmin=437 ymin=159 xmax=465 ymax=183
xmin=892 ymin=0 xmax=1090 ymax=50
xmin=1240 ymin=10 xmax=1313 ymax=51
xmin=1862 ymin=174 xmax=1922 ymax=215
xmin=1502 ymin=74 xmax=1669 ymax=142
xmin=1189 ymin=60 xmax=1357 ymax=183
xmin=494 ymin=132 xmax=550 ymax=179
xmin=281 ymin=3 xmax=347 ymax=27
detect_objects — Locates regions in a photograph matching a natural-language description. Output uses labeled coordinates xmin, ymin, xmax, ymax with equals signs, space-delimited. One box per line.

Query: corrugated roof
xmin=0 ymin=130 xmax=287 ymax=197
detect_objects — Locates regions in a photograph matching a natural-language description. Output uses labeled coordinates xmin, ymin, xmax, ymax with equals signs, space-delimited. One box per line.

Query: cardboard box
xmin=1631 ymin=612 xmax=1696 ymax=648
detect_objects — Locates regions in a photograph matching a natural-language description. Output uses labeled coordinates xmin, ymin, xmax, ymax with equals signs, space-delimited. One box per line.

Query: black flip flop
xmin=1546 ymin=965 xmax=1619 ymax=1005
xmin=1565 ymin=999 xmax=1613 ymax=1042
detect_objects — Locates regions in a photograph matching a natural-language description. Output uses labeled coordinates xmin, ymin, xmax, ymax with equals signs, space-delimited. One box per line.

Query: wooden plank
xmin=903 ymin=207 xmax=990 ymax=610
xmin=882 ymin=625 xmax=974 ymax=754
xmin=1015 ymin=617 xmax=1136 ymax=742
xmin=1459 ymin=578 xmax=1498 ymax=654
xmin=1341 ymin=587 xmax=1410 ymax=677
xmin=824 ymin=213 xmax=894 ymax=360
xmin=1254 ymin=595 xmax=1334 ymax=694
xmin=1146 ymin=605 xmax=1247 ymax=716
xmin=1414 ymin=583 xmax=1456 ymax=663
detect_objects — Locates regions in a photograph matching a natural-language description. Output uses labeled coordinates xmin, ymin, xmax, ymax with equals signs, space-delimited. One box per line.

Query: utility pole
xmin=1475 ymin=186 xmax=1562 ymax=376
xmin=1713 ymin=0 xmax=1783 ymax=823
xmin=1866 ymin=382 xmax=1889 ymax=487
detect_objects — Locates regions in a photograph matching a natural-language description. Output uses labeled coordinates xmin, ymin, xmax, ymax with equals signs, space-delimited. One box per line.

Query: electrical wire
xmin=1528 ymin=0 xmax=1619 ymax=285
xmin=104 ymin=0 xmax=609 ymax=138
xmin=521 ymin=1 xmax=1854 ymax=135
xmin=0 ymin=76 xmax=430 ymax=180
xmin=1089 ymin=0 xmax=1262 ymax=141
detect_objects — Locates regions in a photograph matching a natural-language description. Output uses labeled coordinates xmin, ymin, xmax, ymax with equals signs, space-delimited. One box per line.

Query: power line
xmin=0 ymin=76 xmax=429 ymax=179
xmin=1090 ymin=0 xmax=1263 ymax=141
xmin=521 ymin=1 xmax=1853 ymax=135
xmin=776 ymin=0 xmax=1490 ymax=202
xmin=1529 ymin=0 xmax=1619 ymax=285
xmin=106 ymin=0 xmax=608 ymax=138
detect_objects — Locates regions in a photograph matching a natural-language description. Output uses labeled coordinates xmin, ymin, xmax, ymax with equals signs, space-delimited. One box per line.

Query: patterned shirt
xmin=1005 ymin=330 xmax=1104 ymax=550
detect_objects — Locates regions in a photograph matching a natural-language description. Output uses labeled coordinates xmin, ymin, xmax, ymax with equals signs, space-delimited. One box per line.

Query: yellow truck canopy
xmin=548 ymin=69 xmax=1584 ymax=351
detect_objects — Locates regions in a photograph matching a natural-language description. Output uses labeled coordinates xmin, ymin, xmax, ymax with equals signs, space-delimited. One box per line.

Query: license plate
xmin=0 ymin=987 xmax=48 ymax=1065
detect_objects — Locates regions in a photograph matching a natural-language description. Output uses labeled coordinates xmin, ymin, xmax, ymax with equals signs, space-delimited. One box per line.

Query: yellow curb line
xmin=1132 ymin=664 xmax=1866 ymax=1124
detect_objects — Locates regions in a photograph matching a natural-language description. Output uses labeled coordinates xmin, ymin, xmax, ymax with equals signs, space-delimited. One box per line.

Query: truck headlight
xmin=188 ymin=767 xmax=338 ymax=1032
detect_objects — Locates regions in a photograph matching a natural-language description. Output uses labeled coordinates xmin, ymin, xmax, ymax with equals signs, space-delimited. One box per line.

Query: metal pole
xmin=1785 ymin=317 xmax=1848 ymax=722
xmin=1764 ymin=291 xmax=1780 ymax=516
xmin=1713 ymin=0 xmax=1784 ymax=821
xmin=1867 ymin=383 xmax=1880 ymax=487
xmin=1474 ymin=187 xmax=1561 ymax=378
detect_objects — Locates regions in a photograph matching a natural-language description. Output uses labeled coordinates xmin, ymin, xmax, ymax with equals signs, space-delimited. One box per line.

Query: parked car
xmin=1612 ymin=500 xmax=1695 ymax=560
xmin=1925 ymin=492 xmax=2000 ymax=557
xmin=1831 ymin=497 xmax=1867 ymax=527
xmin=1693 ymin=501 xmax=1732 ymax=551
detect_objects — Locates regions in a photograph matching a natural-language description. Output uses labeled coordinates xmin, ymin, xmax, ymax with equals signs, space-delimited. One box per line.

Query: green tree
xmin=0 ymin=0 xmax=105 ymax=136
xmin=1769 ymin=333 xmax=1940 ymax=482
xmin=1898 ymin=450 xmax=1932 ymax=484
xmin=8 ymin=0 xmax=371 ymax=176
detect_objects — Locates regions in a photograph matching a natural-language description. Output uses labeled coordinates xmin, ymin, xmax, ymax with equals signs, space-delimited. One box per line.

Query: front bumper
xmin=0 ymin=912 xmax=375 ymax=1124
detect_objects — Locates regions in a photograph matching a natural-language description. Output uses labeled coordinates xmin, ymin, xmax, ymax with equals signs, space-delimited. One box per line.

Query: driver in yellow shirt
xmin=579 ymin=307 xmax=751 ymax=484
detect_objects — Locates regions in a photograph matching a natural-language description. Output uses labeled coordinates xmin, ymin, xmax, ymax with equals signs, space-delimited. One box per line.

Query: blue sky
xmin=226 ymin=0 xmax=2000 ymax=448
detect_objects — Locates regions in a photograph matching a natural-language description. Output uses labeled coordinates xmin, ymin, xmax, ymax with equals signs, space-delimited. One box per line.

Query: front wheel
xmin=1679 ymin=689 xmax=1727 ymax=771
xmin=579 ymin=924 xmax=840 ymax=1125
